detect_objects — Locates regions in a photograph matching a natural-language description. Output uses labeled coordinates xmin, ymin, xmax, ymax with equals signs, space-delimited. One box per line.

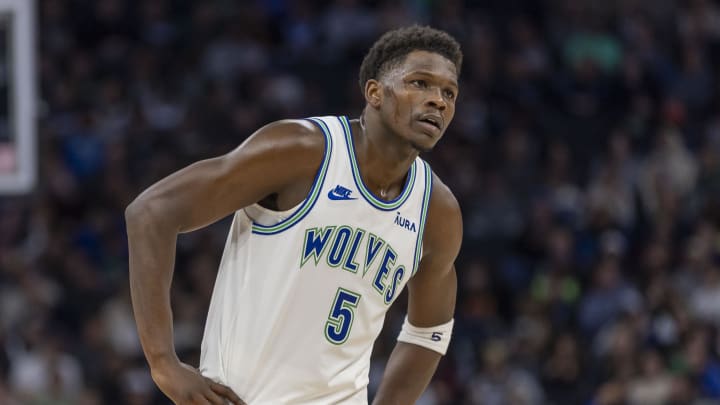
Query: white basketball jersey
xmin=199 ymin=116 xmax=433 ymax=404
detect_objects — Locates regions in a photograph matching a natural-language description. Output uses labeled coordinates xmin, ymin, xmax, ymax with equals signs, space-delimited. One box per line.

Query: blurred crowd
xmin=3 ymin=0 xmax=720 ymax=403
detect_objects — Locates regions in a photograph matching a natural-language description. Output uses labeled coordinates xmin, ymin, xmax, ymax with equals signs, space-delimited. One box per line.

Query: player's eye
xmin=410 ymin=79 xmax=427 ymax=88
xmin=443 ymin=89 xmax=456 ymax=100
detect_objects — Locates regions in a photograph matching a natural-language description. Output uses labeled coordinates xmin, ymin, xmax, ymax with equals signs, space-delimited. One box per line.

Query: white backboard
xmin=0 ymin=0 xmax=35 ymax=194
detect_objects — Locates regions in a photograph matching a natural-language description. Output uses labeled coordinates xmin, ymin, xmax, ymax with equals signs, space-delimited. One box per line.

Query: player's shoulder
xmin=232 ymin=118 xmax=328 ymax=167
xmin=251 ymin=118 xmax=327 ymax=151
xmin=222 ymin=118 xmax=329 ymax=182
xmin=423 ymin=169 xmax=463 ymax=253
xmin=427 ymin=170 xmax=462 ymax=224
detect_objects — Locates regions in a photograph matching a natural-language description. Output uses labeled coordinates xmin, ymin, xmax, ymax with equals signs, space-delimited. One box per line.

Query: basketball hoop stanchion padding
xmin=0 ymin=0 xmax=35 ymax=195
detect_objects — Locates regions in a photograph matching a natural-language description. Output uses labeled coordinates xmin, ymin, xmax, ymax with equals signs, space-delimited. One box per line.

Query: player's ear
xmin=364 ymin=79 xmax=382 ymax=108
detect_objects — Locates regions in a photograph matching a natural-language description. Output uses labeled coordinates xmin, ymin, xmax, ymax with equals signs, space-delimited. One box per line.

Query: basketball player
xmin=126 ymin=25 xmax=463 ymax=405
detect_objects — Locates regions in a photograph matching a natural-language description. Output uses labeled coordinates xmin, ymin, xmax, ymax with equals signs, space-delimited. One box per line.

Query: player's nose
xmin=425 ymin=88 xmax=446 ymax=111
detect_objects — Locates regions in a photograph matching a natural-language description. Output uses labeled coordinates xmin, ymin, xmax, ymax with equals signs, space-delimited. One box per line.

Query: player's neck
xmin=350 ymin=114 xmax=418 ymax=200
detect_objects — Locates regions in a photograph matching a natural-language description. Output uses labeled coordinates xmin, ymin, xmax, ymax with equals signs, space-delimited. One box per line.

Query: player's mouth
xmin=415 ymin=113 xmax=443 ymax=136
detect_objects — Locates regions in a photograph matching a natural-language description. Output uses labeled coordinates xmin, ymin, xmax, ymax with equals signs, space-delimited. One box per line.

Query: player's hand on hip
xmin=150 ymin=359 xmax=247 ymax=405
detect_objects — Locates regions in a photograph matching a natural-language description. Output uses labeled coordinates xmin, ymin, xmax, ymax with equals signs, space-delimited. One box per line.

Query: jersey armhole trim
xmin=251 ymin=117 xmax=333 ymax=235
xmin=411 ymin=161 xmax=433 ymax=276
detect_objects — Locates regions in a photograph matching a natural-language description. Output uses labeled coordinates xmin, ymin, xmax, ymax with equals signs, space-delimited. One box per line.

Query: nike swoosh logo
xmin=328 ymin=189 xmax=358 ymax=200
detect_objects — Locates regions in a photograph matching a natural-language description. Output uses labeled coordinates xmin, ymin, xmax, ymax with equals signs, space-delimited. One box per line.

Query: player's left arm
xmin=372 ymin=173 xmax=462 ymax=405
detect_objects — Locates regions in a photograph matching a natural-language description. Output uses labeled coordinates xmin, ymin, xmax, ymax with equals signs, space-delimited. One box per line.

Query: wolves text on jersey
xmin=301 ymin=226 xmax=406 ymax=305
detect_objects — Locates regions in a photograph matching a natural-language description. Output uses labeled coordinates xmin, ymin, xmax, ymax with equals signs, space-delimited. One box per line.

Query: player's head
xmin=359 ymin=25 xmax=463 ymax=152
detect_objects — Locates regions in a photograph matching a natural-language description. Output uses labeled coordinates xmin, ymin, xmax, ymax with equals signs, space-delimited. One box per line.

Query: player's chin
xmin=411 ymin=131 xmax=441 ymax=152
xmin=410 ymin=137 xmax=437 ymax=153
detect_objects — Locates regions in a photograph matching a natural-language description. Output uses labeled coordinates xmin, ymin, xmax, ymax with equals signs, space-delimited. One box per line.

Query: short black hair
xmin=359 ymin=25 xmax=463 ymax=91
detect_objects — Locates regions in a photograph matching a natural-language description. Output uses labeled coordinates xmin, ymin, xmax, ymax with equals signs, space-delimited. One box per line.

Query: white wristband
xmin=397 ymin=316 xmax=454 ymax=355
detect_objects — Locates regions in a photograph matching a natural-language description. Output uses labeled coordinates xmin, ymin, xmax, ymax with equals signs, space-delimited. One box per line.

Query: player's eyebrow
xmin=406 ymin=70 xmax=459 ymax=89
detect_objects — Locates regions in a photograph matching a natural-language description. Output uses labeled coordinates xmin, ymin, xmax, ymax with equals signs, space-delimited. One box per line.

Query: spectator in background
xmin=626 ymin=349 xmax=674 ymax=405
xmin=638 ymin=127 xmax=698 ymax=224
xmin=541 ymin=333 xmax=589 ymax=404
xmin=466 ymin=338 xmax=545 ymax=405
xmin=579 ymin=257 xmax=643 ymax=336
xmin=586 ymin=130 xmax=638 ymax=229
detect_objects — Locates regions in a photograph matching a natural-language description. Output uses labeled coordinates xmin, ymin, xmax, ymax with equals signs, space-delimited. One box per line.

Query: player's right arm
xmin=125 ymin=120 xmax=326 ymax=405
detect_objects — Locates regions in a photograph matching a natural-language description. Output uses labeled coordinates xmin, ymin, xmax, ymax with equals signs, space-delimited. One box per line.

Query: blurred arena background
xmin=4 ymin=0 xmax=720 ymax=404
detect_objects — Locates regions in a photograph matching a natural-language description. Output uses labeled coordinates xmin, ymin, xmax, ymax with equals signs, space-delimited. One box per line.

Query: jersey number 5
xmin=325 ymin=287 xmax=361 ymax=345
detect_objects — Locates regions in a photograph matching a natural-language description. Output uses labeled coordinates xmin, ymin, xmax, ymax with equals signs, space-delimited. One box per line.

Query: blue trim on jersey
xmin=251 ymin=117 xmax=333 ymax=235
xmin=339 ymin=116 xmax=417 ymax=211
xmin=411 ymin=161 xmax=433 ymax=276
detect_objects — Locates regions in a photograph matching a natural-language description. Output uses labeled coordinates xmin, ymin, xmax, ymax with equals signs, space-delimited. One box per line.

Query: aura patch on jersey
xmin=301 ymin=226 xmax=406 ymax=304
xmin=394 ymin=212 xmax=417 ymax=232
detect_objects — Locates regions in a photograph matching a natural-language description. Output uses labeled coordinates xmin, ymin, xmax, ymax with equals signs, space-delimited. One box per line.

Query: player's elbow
xmin=125 ymin=195 xmax=147 ymax=220
xmin=125 ymin=195 xmax=160 ymax=228
xmin=125 ymin=193 xmax=182 ymax=235
xmin=125 ymin=199 xmax=147 ymax=232
xmin=124 ymin=199 xmax=140 ymax=220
